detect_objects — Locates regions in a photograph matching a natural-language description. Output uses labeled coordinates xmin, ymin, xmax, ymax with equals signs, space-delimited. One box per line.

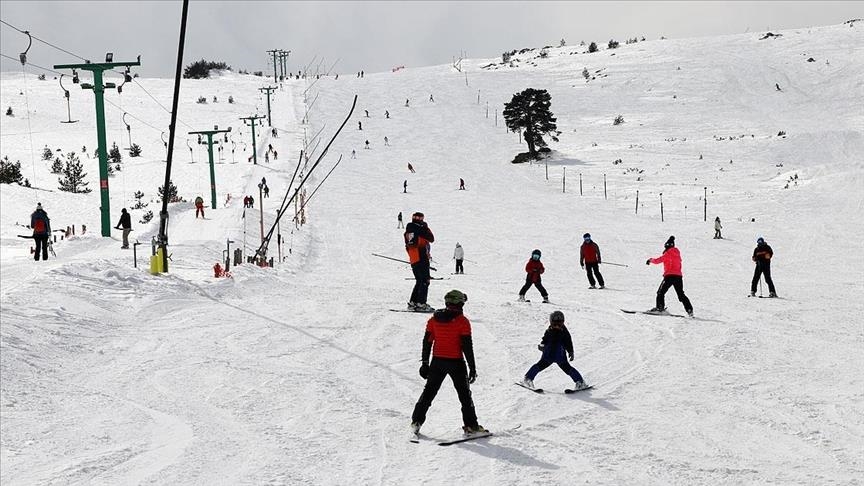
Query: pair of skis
xmin=513 ymin=382 xmax=594 ymax=394
xmin=411 ymin=424 xmax=522 ymax=446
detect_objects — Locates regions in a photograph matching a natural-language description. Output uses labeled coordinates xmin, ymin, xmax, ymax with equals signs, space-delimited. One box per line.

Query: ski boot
xmin=589 ymin=285 xmax=597 ymax=289
xmin=768 ymin=292 xmax=777 ymax=298
xmin=407 ymin=301 xmax=418 ymax=311
xmin=517 ymin=295 xmax=526 ymax=302
xmin=462 ymin=424 xmax=489 ymax=436
xmin=571 ymin=381 xmax=590 ymax=391
xmin=410 ymin=422 xmax=421 ymax=435
xmin=599 ymin=285 xmax=605 ymax=289
xmin=749 ymin=292 xmax=756 ymax=297
xmin=542 ymin=296 xmax=550 ymax=303
xmin=414 ymin=303 xmax=435 ymax=313
xmin=520 ymin=377 xmax=534 ymax=389
xmin=646 ymin=307 xmax=668 ymax=315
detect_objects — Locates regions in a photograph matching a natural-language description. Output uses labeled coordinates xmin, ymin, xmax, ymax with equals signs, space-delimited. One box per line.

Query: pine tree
xmin=51 ymin=157 xmax=63 ymax=173
xmin=158 ymin=179 xmax=178 ymax=202
xmin=588 ymin=42 xmax=598 ymax=53
xmin=503 ymin=88 xmax=560 ymax=160
xmin=129 ymin=143 xmax=142 ymax=157
xmin=140 ymin=210 xmax=153 ymax=224
xmin=57 ymin=152 xmax=92 ymax=193
xmin=132 ymin=190 xmax=148 ymax=209
xmin=0 ymin=156 xmax=24 ymax=184
xmin=42 ymin=146 xmax=53 ymax=161
xmin=109 ymin=142 xmax=122 ymax=165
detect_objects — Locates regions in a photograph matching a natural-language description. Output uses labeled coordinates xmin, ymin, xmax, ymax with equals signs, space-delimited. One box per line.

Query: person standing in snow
xmin=580 ymin=233 xmax=605 ymax=289
xmin=405 ymin=99 xmax=410 ymax=107
xmin=358 ymin=121 xmax=362 ymax=131
xmin=195 ymin=196 xmax=205 ymax=218
xmin=384 ymin=136 xmax=390 ymax=146
xmin=114 ymin=208 xmax=132 ymax=249
xmin=411 ymin=289 xmax=486 ymax=436
xmin=459 ymin=178 xmax=465 ymax=190
xmin=453 ymin=243 xmax=464 ymax=274
xmin=30 ymin=202 xmax=51 ymax=261
xmin=714 ymin=217 xmax=723 ymax=239
xmin=519 ymin=249 xmax=549 ymax=303
xmin=403 ymin=180 xmax=408 ymax=193
xmin=385 ymin=110 xmax=390 ymax=119
xmin=364 ymin=140 xmax=370 ymax=150
xmin=248 ymin=195 xmax=254 ymax=209
xmin=397 ymin=211 xmax=403 ymax=228
xmin=351 ymin=149 xmax=356 ymax=159
xmin=408 ymin=163 xmax=415 ymax=173
xmin=429 ymin=94 xmax=434 ymax=102
xmin=263 ymin=185 xmax=270 ymax=198
xmin=404 ymin=212 xmax=435 ymax=312
xmin=646 ymin=236 xmax=694 ymax=316
xmin=520 ymin=311 xmax=589 ymax=391
xmin=750 ymin=237 xmax=777 ymax=297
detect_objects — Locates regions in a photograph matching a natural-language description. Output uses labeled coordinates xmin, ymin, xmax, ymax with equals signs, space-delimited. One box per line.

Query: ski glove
xmin=646 ymin=259 xmax=651 ymax=265
xmin=419 ymin=363 xmax=430 ymax=379
xmin=537 ymin=344 xmax=545 ymax=351
xmin=568 ymin=353 xmax=574 ymax=361
xmin=467 ymin=368 xmax=477 ymax=384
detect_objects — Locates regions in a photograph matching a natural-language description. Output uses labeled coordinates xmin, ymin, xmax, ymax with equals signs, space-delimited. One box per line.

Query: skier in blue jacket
xmin=520 ymin=311 xmax=588 ymax=390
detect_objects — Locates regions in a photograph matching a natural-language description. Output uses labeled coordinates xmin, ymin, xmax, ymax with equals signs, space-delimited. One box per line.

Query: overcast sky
xmin=0 ymin=1 xmax=860 ymax=78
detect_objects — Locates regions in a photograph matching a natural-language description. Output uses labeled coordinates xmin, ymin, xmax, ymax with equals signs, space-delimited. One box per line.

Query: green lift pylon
xmin=188 ymin=126 xmax=231 ymax=209
xmin=54 ymin=55 xmax=141 ymax=237
xmin=240 ymin=115 xmax=266 ymax=164
xmin=266 ymin=49 xmax=281 ymax=83
xmin=279 ymin=50 xmax=291 ymax=80
xmin=259 ymin=86 xmax=277 ymax=126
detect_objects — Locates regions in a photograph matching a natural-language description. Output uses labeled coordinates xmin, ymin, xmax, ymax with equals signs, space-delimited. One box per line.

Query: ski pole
xmin=601 ymin=262 xmax=629 ymax=267
xmin=759 ymin=273 xmax=763 ymax=297
xmin=371 ymin=253 xmax=437 ymax=272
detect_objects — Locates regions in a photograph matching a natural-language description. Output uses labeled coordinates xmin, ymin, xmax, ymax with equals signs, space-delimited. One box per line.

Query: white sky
xmin=0 ymin=1 xmax=860 ymax=77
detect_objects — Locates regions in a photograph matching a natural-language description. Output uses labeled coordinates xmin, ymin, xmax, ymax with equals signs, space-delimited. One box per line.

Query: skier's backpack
xmin=32 ymin=218 xmax=47 ymax=234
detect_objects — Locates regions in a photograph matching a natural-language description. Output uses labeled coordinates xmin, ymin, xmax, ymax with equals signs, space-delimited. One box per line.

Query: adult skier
xmin=714 ymin=217 xmax=723 ymax=239
xmin=520 ymin=311 xmax=589 ymax=391
xmin=403 ymin=180 xmax=408 ymax=193
xmin=404 ymin=212 xmax=435 ymax=312
xmin=114 ymin=208 xmax=132 ymax=249
xmin=195 ymin=196 xmax=205 ymax=218
xmin=30 ymin=203 xmax=51 ymax=261
xmin=579 ymin=233 xmax=605 ymax=289
xmin=397 ymin=211 xmax=403 ymax=229
xmin=518 ymin=249 xmax=549 ymax=303
xmin=408 ymin=163 xmax=415 ymax=173
xmin=459 ymin=178 xmax=465 ymax=190
xmin=646 ymin=236 xmax=694 ymax=317
xmin=750 ymin=237 xmax=777 ymax=297
xmin=453 ymin=243 xmax=464 ymax=274
xmin=411 ymin=290 xmax=487 ymax=436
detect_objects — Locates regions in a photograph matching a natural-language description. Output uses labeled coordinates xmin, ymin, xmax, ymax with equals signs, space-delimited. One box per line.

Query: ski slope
xmin=2 ymin=22 xmax=864 ymax=485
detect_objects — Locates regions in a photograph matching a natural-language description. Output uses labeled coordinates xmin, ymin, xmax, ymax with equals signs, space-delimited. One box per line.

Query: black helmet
xmin=583 ymin=233 xmax=591 ymax=240
xmin=664 ymin=236 xmax=675 ymax=249
xmin=549 ymin=310 xmax=565 ymax=323
xmin=531 ymin=249 xmax=541 ymax=257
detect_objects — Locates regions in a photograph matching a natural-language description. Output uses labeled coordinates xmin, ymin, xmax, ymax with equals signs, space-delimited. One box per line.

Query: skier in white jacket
xmin=453 ymin=243 xmax=465 ymax=274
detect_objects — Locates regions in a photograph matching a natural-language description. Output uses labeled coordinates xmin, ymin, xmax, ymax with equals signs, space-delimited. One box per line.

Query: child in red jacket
xmin=518 ymin=249 xmax=549 ymax=303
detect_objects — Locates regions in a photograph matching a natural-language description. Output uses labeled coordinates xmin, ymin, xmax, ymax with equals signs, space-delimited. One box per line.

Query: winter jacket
xmin=649 ymin=247 xmax=683 ymax=276
xmin=580 ymin=241 xmax=601 ymax=265
xmin=421 ymin=308 xmax=475 ymax=371
xmin=714 ymin=220 xmax=722 ymax=230
xmin=752 ymin=243 xmax=773 ymax=264
xmin=539 ymin=324 xmax=575 ymax=362
xmin=453 ymin=245 xmax=464 ymax=260
xmin=116 ymin=211 xmax=131 ymax=229
xmin=195 ymin=197 xmax=204 ymax=207
xmin=525 ymin=259 xmax=545 ymax=283
xmin=404 ymin=221 xmax=434 ymax=264
xmin=30 ymin=209 xmax=51 ymax=236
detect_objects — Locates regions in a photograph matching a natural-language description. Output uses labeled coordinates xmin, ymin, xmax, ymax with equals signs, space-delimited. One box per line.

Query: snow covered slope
xmin=2 ymin=22 xmax=863 ymax=485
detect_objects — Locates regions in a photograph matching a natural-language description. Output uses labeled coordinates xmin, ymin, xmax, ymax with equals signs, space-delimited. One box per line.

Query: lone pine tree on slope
xmin=57 ymin=152 xmax=92 ymax=193
xmin=503 ymin=88 xmax=560 ymax=160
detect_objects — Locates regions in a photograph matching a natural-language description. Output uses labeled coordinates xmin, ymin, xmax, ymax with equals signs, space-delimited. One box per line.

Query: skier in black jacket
xmin=750 ymin=237 xmax=777 ymax=297
xmin=115 ymin=208 xmax=132 ymax=249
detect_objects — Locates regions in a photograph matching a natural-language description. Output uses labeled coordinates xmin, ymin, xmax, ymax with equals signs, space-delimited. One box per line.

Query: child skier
xmin=646 ymin=236 xmax=694 ymax=317
xmin=714 ymin=217 xmax=723 ymax=239
xmin=518 ymin=249 xmax=549 ymax=303
xmin=453 ymin=243 xmax=464 ymax=274
xmin=520 ymin=311 xmax=589 ymax=391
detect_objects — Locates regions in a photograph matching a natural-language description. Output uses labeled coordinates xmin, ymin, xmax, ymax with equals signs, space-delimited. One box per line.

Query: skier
xmin=580 ymin=233 xmax=605 ymax=289
xmin=714 ymin=217 xmax=723 ymax=239
xmin=195 ymin=196 xmax=205 ymax=218
xmin=264 ymin=151 xmax=270 ymax=163
xmin=520 ymin=311 xmax=589 ymax=391
xmin=429 ymin=94 xmax=434 ymax=102
xmin=518 ymin=249 xmax=549 ymax=303
xmin=364 ymin=140 xmax=370 ymax=150
xmin=408 ymin=163 xmax=415 ymax=173
xmin=459 ymin=178 xmax=465 ymax=190
xmin=248 ymin=195 xmax=255 ymax=209
xmin=397 ymin=211 xmax=403 ymax=228
xmin=243 ymin=195 xmax=250 ymax=208
xmin=403 ymin=180 xmax=407 ymax=193
xmin=410 ymin=289 xmax=487 ymax=436
xmin=385 ymin=110 xmax=390 ymax=119
xmin=358 ymin=121 xmax=362 ymax=131
xmin=364 ymin=109 xmax=369 ymax=118
xmin=114 ymin=208 xmax=132 ymax=249
xmin=404 ymin=212 xmax=435 ymax=312
xmin=384 ymin=136 xmax=390 ymax=146
xmin=750 ymin=237 xmax=777 ymax=297
xmin=453 ymin=242 xmax=464 ymax=274
xmin=405 ymin=99 xmax=410 ymax=107
xmin=646 ymin=236 xmax=694 ymax=317
xmin=30 ymin=202 xmax=51 ymax=261
xmin=264 ymin=185 xmax=270 ymax=198
xmin=351 ymin=149 xmax=356 ymax=159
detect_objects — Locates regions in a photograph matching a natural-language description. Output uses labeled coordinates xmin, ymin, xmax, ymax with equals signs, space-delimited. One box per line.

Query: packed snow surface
xmin=1 ymin=23 xmax=863 ymax=485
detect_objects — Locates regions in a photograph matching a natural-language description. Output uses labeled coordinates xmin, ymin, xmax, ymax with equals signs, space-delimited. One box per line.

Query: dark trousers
xmin=585 ymin=262 xmax=604 ymax=287
xmin=714 ymin=229 xmax=722 ymax=239
xmin=526 ymin=357 xmax=583 ymax=383
xmin=410 ymin=260 xmax=430 ymax=304
xmin=412 ymin=358 xmax=478 ymax=428
xmin=34 ymin=234 xmax=49 ymax=261
xmin=196 ymin=206 xmax=204 ymax=218
xmin=455 ymin=259 xmax=463 ymax=274
xmin=656 ymin=275 xmax=693 ymax=313
xmin=751 ymin=262 xmax=776 ymax=293
xmin=519 ymin=277 xmax=548 ymax=298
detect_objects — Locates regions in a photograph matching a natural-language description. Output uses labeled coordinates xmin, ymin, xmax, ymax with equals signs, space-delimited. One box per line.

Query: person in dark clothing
xmin=411 ymin=290 xmax=487 ymax=436
xmin=195 ymin=196 xmax=205 ymax=218
xmin=403 ymin=180 xmax=408 ymax=193
xmin=397 ymin=211 xmax=403 ymax=228
xmin=459 ymin=178 xmax=465 ymax=190
xmin=646 ymin=236 xmax=694 ymax=317
xmin=714 ymin=217 xmax=723 ymax=239
xmin=519 ymin=249 xmax=549 ymax=303
xmin=30 ymin=203 xmax=51 ymax=261
xmin=114 ymin=208 xmax=132 ymax=249
xmin=404 ymin=212 xmax=435 ymax=311
xmin=750 ymin=237 xmax=777 ymax=297
xmin=520 ymin=311 xmax=588 ymax=390
xmin=580 ymin=233 xmax=605 ymax=289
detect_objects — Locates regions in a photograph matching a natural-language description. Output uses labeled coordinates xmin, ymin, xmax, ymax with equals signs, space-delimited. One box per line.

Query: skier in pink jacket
xmin=646 ymin=236 xmax=693 ymax=317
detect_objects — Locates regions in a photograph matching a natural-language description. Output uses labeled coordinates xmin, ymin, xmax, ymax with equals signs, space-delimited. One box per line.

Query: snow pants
xmin=33 ymin=234 xmax=49 ymax=261
xmin=526 ymin=357 xmax=584 ymax=383
xmin=410 ymin=260 xmax=430 ymax=304
xmin=196 ymin=206 xmax=204 ymax=218
xmin=121 ymin=228 xmax=131 ymax=248
xmin=519 ymin=276 xmax=548 ymax=299
xmin=751 ymin=262 xmax=776 ymax=294
xmin=585 ymin=262 xmax=604 ymax=287
xmin=455 ymin=259 xmax=463 ymax=274
xmin=656 ymin=275 xmax=693 ymax=313
xmin=412 ymin=358 xmax=478 ymax=428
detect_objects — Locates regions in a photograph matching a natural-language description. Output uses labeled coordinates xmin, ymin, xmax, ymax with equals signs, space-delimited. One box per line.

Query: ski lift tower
xmin=188 ymin=126 xmax=231 ymax=209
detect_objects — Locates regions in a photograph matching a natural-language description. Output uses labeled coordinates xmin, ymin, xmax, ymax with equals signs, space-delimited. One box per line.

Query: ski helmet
xmin=664 ymin=236 xmax=675 ymax=249
xmin=444 ymin=289 xmax=468 ymax=306
xmin=549 ymin=310 xmax=565 ymax=323
xmin=757 ymin=237 xmax=765 ymax=244
xmin=531 ymin=249 xmax=542 ymax=258
xmin=583 ymin=233 xmax=591 ymax=240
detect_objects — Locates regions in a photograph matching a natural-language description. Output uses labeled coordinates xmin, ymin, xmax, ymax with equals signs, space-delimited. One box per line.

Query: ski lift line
xmin=0 ymin=18 xmax=88 ymax=62
xmin=0 ymin=52 xmax=61 ymax=75
xmin=103 ymin=98 xmax=164 ymax=133
xmin=254 ymin=94 xmax=358 ymax=259
xmin=292 ymin=154 xmax=343 ymax=222
xmin=20 ymin=61 xmax=38 ymax=189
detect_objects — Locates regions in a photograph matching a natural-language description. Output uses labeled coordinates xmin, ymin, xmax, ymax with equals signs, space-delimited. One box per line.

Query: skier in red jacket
xmin=518 ymin=249 xmax=549 ymax=303
xmin=580 ymin=233 xmax=605 ymax=289
xmin=646 ymin=236 xmax=693 ymax=317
